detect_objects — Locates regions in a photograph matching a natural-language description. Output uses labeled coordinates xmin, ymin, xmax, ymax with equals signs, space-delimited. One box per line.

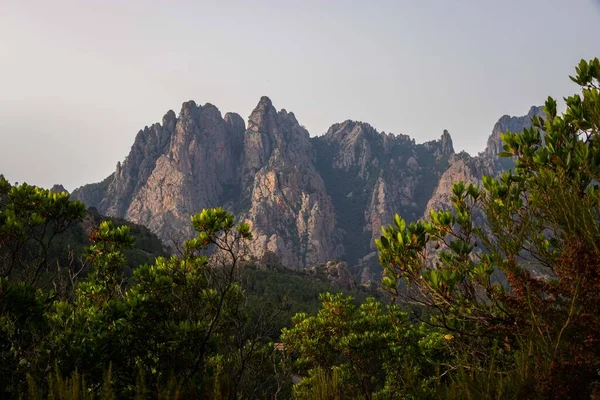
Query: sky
xmin=1 ymin=0 xmax=600 ymax=191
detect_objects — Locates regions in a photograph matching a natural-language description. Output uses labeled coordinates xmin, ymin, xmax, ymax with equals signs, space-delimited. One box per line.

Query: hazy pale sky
xmin=1 ymin=0 xmax=599 ymax=190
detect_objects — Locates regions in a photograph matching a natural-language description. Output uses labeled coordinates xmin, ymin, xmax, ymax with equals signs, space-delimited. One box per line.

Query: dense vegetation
xmin=2 ymin=58 xmax=600 ymax=399
xmin=0 ymin=179 xmax=372 ymax=399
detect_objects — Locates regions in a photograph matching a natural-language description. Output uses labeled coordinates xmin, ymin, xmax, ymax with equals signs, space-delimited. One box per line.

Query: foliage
xmin=0 ymin=189 xmax=293 ymax=398
xmin=85 ymin=208 xmax=169 ymax=276
xmin=0 ymin=277 xmax=51 ymax=396
xmin=242 ymin=263 xmax=376 ymax=333
xmin=376 ymin=58 xmax=600 ymax=398
xmin=282 ymin=293 xmax=449 ymax=399
xmin=42 ymin=206 xmax=286 ymax=398
xmin=0 ymin=178 xmax=377 ymax=398
xmin=26 ymin=365 xmax=116 ymax=400
xmin=0 ymin=177 xmax=87 ymax=285
xmin=0 ymin=178 xmax=167 ymax=295
xmin=24 ymin=365 xmax=193 ymax=400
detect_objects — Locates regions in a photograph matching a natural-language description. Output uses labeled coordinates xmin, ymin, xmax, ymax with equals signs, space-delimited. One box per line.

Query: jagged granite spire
xmin=440 ymin=129 xmax=454 ymax=156
xmin=241 ymin=96 xmax=344 ymax=268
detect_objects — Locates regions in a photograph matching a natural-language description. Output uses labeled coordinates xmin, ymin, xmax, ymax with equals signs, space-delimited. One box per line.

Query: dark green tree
xmin=0 ymin=177 xmax=86 ymax=285
xmin=44 ymin=207 xmax=288 ymax=398
xmin=282 ymin=292 xmax=448 ymax=399
xmin=0 ymin=179 xmax=86 ymax=397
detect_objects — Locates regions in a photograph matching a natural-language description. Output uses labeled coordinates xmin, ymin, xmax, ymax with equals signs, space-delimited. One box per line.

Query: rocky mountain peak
xmin=224 ymin=112 xmax=246 ymax=133
xmin=72 ymin=97 xmax=542 ymax=282
xmin=247 ymin=96 xmax=274 ymax=129
xmin=421 ymin=130 xmax=455 ymax=159
xmin=180 ymin=100 xmax=199 ymax=118
xmin=243 ymin=97 xmax=313 ymax=177
xmin=278 ymin=109 xmax=299 ymax=126
xmin=483 ymin=105 xmax=544 ymax=159
xmin=162 ymin=110 xmax=177 ymax=130
xmin=247 ymin=97 xmax=306 ymax=137
xmin=258 ymin=95 xmax=273 ymax=107
xmin=326 ymin=120 xmax=378 ymax=138
xmin=72 ymin=99 xmax=246 ymax=241
xmin=527 ymin=105 xmax=544 ymax=117
xmin=440 ymin=129 xmax=454 ymax=156
xmin=241 ymin=97 xmax=342 ymax=268
xmin=318 ymin=120 xmax=385 ymax=172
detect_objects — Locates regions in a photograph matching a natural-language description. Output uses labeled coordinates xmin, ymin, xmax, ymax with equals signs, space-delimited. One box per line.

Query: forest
xmin=1 ymin=58 xmax=600 ymax=399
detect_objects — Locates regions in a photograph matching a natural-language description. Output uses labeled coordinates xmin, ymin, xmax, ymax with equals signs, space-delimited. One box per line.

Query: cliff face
xmin=312 ymin=122 xmax=453 ymax=276
xmin=72 ymin=101 xmax=246 ymax=243
xmin=73 ymin=97 xmax=540 ymax=277
xmin=483 ymin=106 xmax=544 ymax=159
xmin=240 ymin=97 xmax=343 ymax=269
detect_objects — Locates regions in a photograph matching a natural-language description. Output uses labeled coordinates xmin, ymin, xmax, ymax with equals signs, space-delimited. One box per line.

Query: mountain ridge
xmin=72 ymin=96 xmax=542 ymax=281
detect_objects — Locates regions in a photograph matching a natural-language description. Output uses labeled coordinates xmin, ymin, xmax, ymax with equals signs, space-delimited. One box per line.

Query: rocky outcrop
xmin=73 ymin=101 xmax=246 ymax=244
xmin=313 ymin=121 xmax=453 ymax=271
xmin=241 ymin=97 xmax=343 ymax=269
xmin=73 ymin=97 xmax=343 ymax=269
xmin=424 ymin=152 xmax=493 ymax=213
xmin=426 ymin=106 xmax=544 ymax=217
xmin=483 ymin=106 xmax=544 ymax=159
xmin=73 ymin=96 xmax=541 ymax=279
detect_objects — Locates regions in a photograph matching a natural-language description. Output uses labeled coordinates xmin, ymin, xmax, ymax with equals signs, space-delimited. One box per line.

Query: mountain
xmin=72 ymin=98 xmax=541 ymax=279
xmin=425 ymin=105 xmax=545 ymax=214
xmin=240 ymin=97 xmax=344 ymax=269
xmin=313 ymin=122 xmax=453 ymax=281
xmin=73 ymin=101 xmax=245 ymax=243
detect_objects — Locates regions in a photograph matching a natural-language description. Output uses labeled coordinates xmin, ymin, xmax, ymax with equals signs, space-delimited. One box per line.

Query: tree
xmin=282 ymin=293 xmax=448 ymax=399
xmin=0 ymin=179 xmax=86 ymax=397
xmin=43 ymin=207 xmax=289 ymax=398
xmin=0 ymin=177 xmax=86 ymax=285
xmin=376 ymin=58 xmax=600 ymax=398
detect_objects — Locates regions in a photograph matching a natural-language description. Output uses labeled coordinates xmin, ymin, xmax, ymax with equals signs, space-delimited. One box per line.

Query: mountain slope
xmin=313 ymin=122 xmax=453 ymax=269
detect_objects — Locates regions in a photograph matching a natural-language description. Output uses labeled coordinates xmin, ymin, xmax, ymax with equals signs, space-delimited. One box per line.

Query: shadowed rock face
xmin=313 ymin=121 xmax=453 ymax=271
xmin=72 ymin=97 xmax=540 ymax=277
